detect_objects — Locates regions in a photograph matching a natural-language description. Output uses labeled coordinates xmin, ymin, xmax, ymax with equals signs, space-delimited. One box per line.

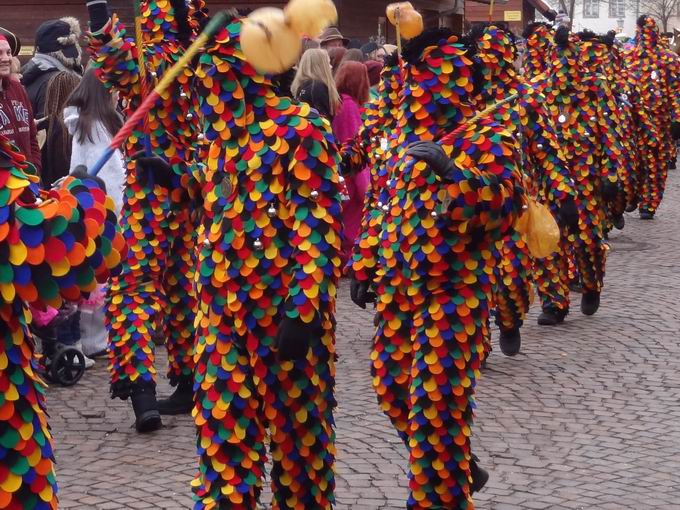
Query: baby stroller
xmin=30 ymin=303 xmax=86 ymax=387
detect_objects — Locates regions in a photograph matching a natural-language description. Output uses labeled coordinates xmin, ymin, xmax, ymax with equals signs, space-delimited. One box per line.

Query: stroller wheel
xmin=49 ymin=346 xmax=85 ymax=386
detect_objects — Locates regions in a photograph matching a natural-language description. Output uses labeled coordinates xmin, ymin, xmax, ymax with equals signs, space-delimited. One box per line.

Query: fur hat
xmin=35 ymin=17 xmax=81 ymax=59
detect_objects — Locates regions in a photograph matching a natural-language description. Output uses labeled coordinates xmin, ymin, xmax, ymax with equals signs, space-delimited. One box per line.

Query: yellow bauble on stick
xmin=386 ymin=2 xmax=414 ymax=25
xmin=399 ymin=8 xmax=423 ymax=39
xmin=284 ymin=0 xmax=338 ymax=37
xmin=241 ymin=7 xmax=302 ymax=74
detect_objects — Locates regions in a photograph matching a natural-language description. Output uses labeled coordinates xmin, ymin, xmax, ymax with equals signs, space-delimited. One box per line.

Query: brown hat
xmin=319 ymin=26 xmax=349 ymax=46
xmin=0 ymin=27 xmax=21 ymax=56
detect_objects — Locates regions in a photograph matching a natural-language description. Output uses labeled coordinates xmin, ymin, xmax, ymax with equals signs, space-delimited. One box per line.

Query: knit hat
xmin=35 ymin=17 xmax=81 ymax=58
xmin=0 ymin=27 xmax=21 ymax=56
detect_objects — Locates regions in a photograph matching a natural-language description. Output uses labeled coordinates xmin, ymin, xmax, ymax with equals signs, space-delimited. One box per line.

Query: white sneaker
xmin=75 ymin=342 xmax=96 ymax=369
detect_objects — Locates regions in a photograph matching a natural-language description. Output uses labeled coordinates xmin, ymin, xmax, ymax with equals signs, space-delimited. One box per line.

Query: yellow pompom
xmin=386 ymin=2 xmax=414 ymax=25
xmin=284 ymin=0 xmax=337 ymax=38
xmin=241 ymin=7 xmax=302 ymax=74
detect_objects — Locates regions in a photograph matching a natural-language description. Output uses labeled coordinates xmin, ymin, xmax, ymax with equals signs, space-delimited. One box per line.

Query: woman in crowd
xmin=292 ymin=47 xmax=341 ymax=119
xmin=327 ymin=46 xmax=347 ymax=74
xmin=332 ymin=61 xmax=371 ymax=266
xmin=64 ymin=67 xmax=125 ymax=213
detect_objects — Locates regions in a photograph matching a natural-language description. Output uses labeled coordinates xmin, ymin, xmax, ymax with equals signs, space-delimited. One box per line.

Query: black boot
xmin=499 ymin=327 xmax=521 ymax=357
xmin=537 ymin=307 xmax=568 ymax=326
xmin=157 ymin=377 xmax=194 ymax=415
xmin=470 ymin=455 xmax=489 ymax=494
xmin=131 ymin=387 xmax=162 ymax=433
xmin=639 ymin=209 xmax=654 ymax=220
xmin=580 ymin=291 xmax=600 ymax=316
xmin=612 ymin=214 xmax=625 ymax=230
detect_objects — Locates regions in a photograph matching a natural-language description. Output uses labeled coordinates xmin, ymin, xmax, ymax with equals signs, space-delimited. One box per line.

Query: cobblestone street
xmin=49 ymin=169 xmax=680 ymax=510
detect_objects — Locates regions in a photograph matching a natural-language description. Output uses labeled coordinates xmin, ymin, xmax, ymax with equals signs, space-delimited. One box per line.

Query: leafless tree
xmin=632 ymin=0 xmax=680 ymax=31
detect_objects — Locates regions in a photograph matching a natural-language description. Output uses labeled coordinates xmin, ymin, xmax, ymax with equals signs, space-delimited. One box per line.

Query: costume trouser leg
xmin=407 ymin=288 xmax=487 ymax=510
xmin=492 ymin=230 xmax=532 ymax=332
xmin=162 ymin=208 xmax=198 ymax=386
xmin=1 ymin=305 xmax=57 ymax=510
xmin=638 ymin=135 xmax=669 ymax=215
xmin=534 ymin=232 xmax=571 ymax=313
xmin=106 ymin=178 xmax=176 ymax=398
xmin=371 ymin=287 xmax=414 ymax=446
xmin=192 ymin=310 xmax=336 ymax=510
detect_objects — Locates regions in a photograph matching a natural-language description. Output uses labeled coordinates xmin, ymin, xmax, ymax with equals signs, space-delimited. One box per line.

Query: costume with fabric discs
xmin=530 ymin=26 xmax=624 ymax=324
xmin=190 ymin=12 xmax=343 ymax=509
xmin=469 ymin=24 xmax=574 ymax=356
xmin=625 ymin=16 xmax=680 ymax=219
xmin=350 ymin=28 xmax=525 ymax=509
xmin=0 ymin=135 xmax=124 ymax=509
xmin=85 ymin=0 xmax=206 ymax=428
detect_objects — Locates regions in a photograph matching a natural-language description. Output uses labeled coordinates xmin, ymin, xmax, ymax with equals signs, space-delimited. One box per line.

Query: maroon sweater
xmin=0 ymin=77 xmax=41 ymax=171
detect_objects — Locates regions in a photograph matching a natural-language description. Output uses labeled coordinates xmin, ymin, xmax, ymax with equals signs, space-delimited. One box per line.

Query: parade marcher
xmin=469 ymin=24 xmax=576 ymax=356
xmin=0 ymin=133 xmax=125 ymax=510
xmin=349 ymin=28 xmax=526 ymax=508
xmin=531 ymin=26 xmax=624 ymax=324
xmin=21 ymin=17 xmax=82 ymax=120
xmin=85 ymin=0 xmax=206 ymax=430
xmin=626 ymin=15 xmax=680 ymax=219
xmin=522 ymin=22 xmax=554 ymax=79
xmin=190 ymin=11 xmax=343 ymax=509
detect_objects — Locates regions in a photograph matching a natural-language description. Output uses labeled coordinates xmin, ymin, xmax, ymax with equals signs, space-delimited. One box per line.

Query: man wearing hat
xmin=319 ymin=26 xmax=348 ymax=49
xmin=21 ymin=17 xmax=83 ymax=120
xmin=0 ymin=27 xmax=41 ymax=170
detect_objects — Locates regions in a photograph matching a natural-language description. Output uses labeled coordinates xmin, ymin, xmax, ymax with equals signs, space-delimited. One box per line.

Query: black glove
xmin=70 ymin=165 xmax=107 ymax=192
xmin=558 ymin=196 xmax=579 ymax=230
xmin=601 ymin=179 xmax=619 ymax=202
xmin=350 ymin=277 xmax=376 ymax=309
xmin=275 ymin=315 xmax=323 ymax=361
xmin=671 ymin=121 xmax=680 ymax=141
xmin=86 ymin=0 xmax=110 ymax=32
xmin=406 ymin=141 xmax=454 ymax=179
xmin=133 ymin=153 xmax=175 ymax=190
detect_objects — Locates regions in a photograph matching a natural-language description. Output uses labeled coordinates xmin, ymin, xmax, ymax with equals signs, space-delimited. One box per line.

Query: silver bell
xmin=310 ymin=190 xmax=320 ymax=201
xmin=338 ymin=175 xmax=346 ymax=184
xmin=590 ymin=116 xmax=596 ymax=122
xmin=150 ymin=71 xmax=157 ymax=78
xmin=203 ymin=238 xmax=211 ymax=247
xmin=180 ymin=91 xmax=187 ymax=98
xmin=186 ymin=113 xmax=194 ymax=120
xmin=197 ymin=133 xmax=205 ymax=141
xmin=253 ymin=238 xmax=263 ymax=250
xmin=430 ymin=210 xmax=439 ymax=219
xmin=536 ymin=143 xmax=544 ymax=150
xmin=381 ymin=204 xmax=389 ymax=212
xmin=651 ymin=70 xmax=658 ymax=80
xmin=267 ymin=204 xmax=276 ymax=217
xmin=558 ymin=114 xmax=567 ymax=123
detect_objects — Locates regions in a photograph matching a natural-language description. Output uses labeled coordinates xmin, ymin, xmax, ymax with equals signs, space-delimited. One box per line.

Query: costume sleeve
xmin=285 ymin=125 xmax=343 ymax=323
xmin=0 ymin=143 xmax=125 ymax=308
xmin=595 ymin=81 xmax=624 ymax=182
xmin=87 ymin=14 xmax=143 ymax=106
xmin=520 ymin=96 xmax=575 ymax=206
xmin=439 ymin=122 xmax=526 ymax=233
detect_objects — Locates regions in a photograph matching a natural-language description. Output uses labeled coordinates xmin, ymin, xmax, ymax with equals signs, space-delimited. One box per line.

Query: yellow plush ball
xmin=386 ymin=2 xmax=414 ymax=25
xmin=399 ymin=8 xmax=423 ymax=39
xmin=284 ymin=0 xmax=338 ymax=37
xmin=240 ymin=7 xmax=302 ymax=74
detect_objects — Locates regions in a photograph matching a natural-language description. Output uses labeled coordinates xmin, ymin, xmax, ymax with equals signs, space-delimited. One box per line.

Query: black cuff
xmin=87 ymin=0 xmax=110 ymax=32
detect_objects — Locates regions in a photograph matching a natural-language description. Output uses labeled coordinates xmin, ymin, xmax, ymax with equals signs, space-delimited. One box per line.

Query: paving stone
xmin=49 ymin=167 xmax=680 ymax=508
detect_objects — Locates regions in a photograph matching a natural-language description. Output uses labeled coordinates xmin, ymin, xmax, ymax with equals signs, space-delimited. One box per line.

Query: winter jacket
xmin=63 ymin=105 xmax=125 ymax=214
xmin=296 ymin=79 xmax=334 ymax=120
xmin=41 ymin=116 xmax=71 ymax=186
xmin=0 ymin=77 xmax=41 ymax=170
xmin=21 ymin=54 xmax=78 ymax=120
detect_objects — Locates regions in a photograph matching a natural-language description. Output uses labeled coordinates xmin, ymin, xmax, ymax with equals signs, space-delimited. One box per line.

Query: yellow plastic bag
xmin=515 ymin=198 xmax=560 ymax=259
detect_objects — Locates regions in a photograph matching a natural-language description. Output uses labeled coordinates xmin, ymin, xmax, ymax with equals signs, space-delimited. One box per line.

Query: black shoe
xmin=639 ymin=210 xmax=654 ymax=220
xmin=580 ymin=291 xmax=600 ymax=316
xmin=499 ymin=328 xmax=521 ymax=356
xmin=568 ymin=279 xmax=582 ymax=294
xmin=612 ymin=215 xmax=625 ymax=230
xmin=131 ymin=388 xmax=162 ymax=433
xmin=537 ymin=307 xmax=568 ymax=326
xmin=470 ymin=455 xmax=489 ymax=494
xmin=158 ymin=378 xmax=194 ymax=415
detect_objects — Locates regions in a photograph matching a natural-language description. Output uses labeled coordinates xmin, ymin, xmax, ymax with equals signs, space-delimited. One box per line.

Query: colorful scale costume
xmin=86 ymin=0 xmax=205 ymax=399
xmin=522 ymin=22 xmax=554 ymax=79
xmin=0 ymin=135 xmax=124 ymax=509
xmin=191 ymin=13 xmax=343 ymax=509
xmin=626 ymin=16 xmax=680 ymax=217
xmin=578 ymin=32 xmax=636 ymax=222
xmin=531 ymin=27 xmax=623 ymax=315
xmin=351 ymin=29 xmax=525 ymax=508
xmin=470 ymin=25 xmax=574 ymax=350
xmin=343 ymin=52 xmax=402 ymax=280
